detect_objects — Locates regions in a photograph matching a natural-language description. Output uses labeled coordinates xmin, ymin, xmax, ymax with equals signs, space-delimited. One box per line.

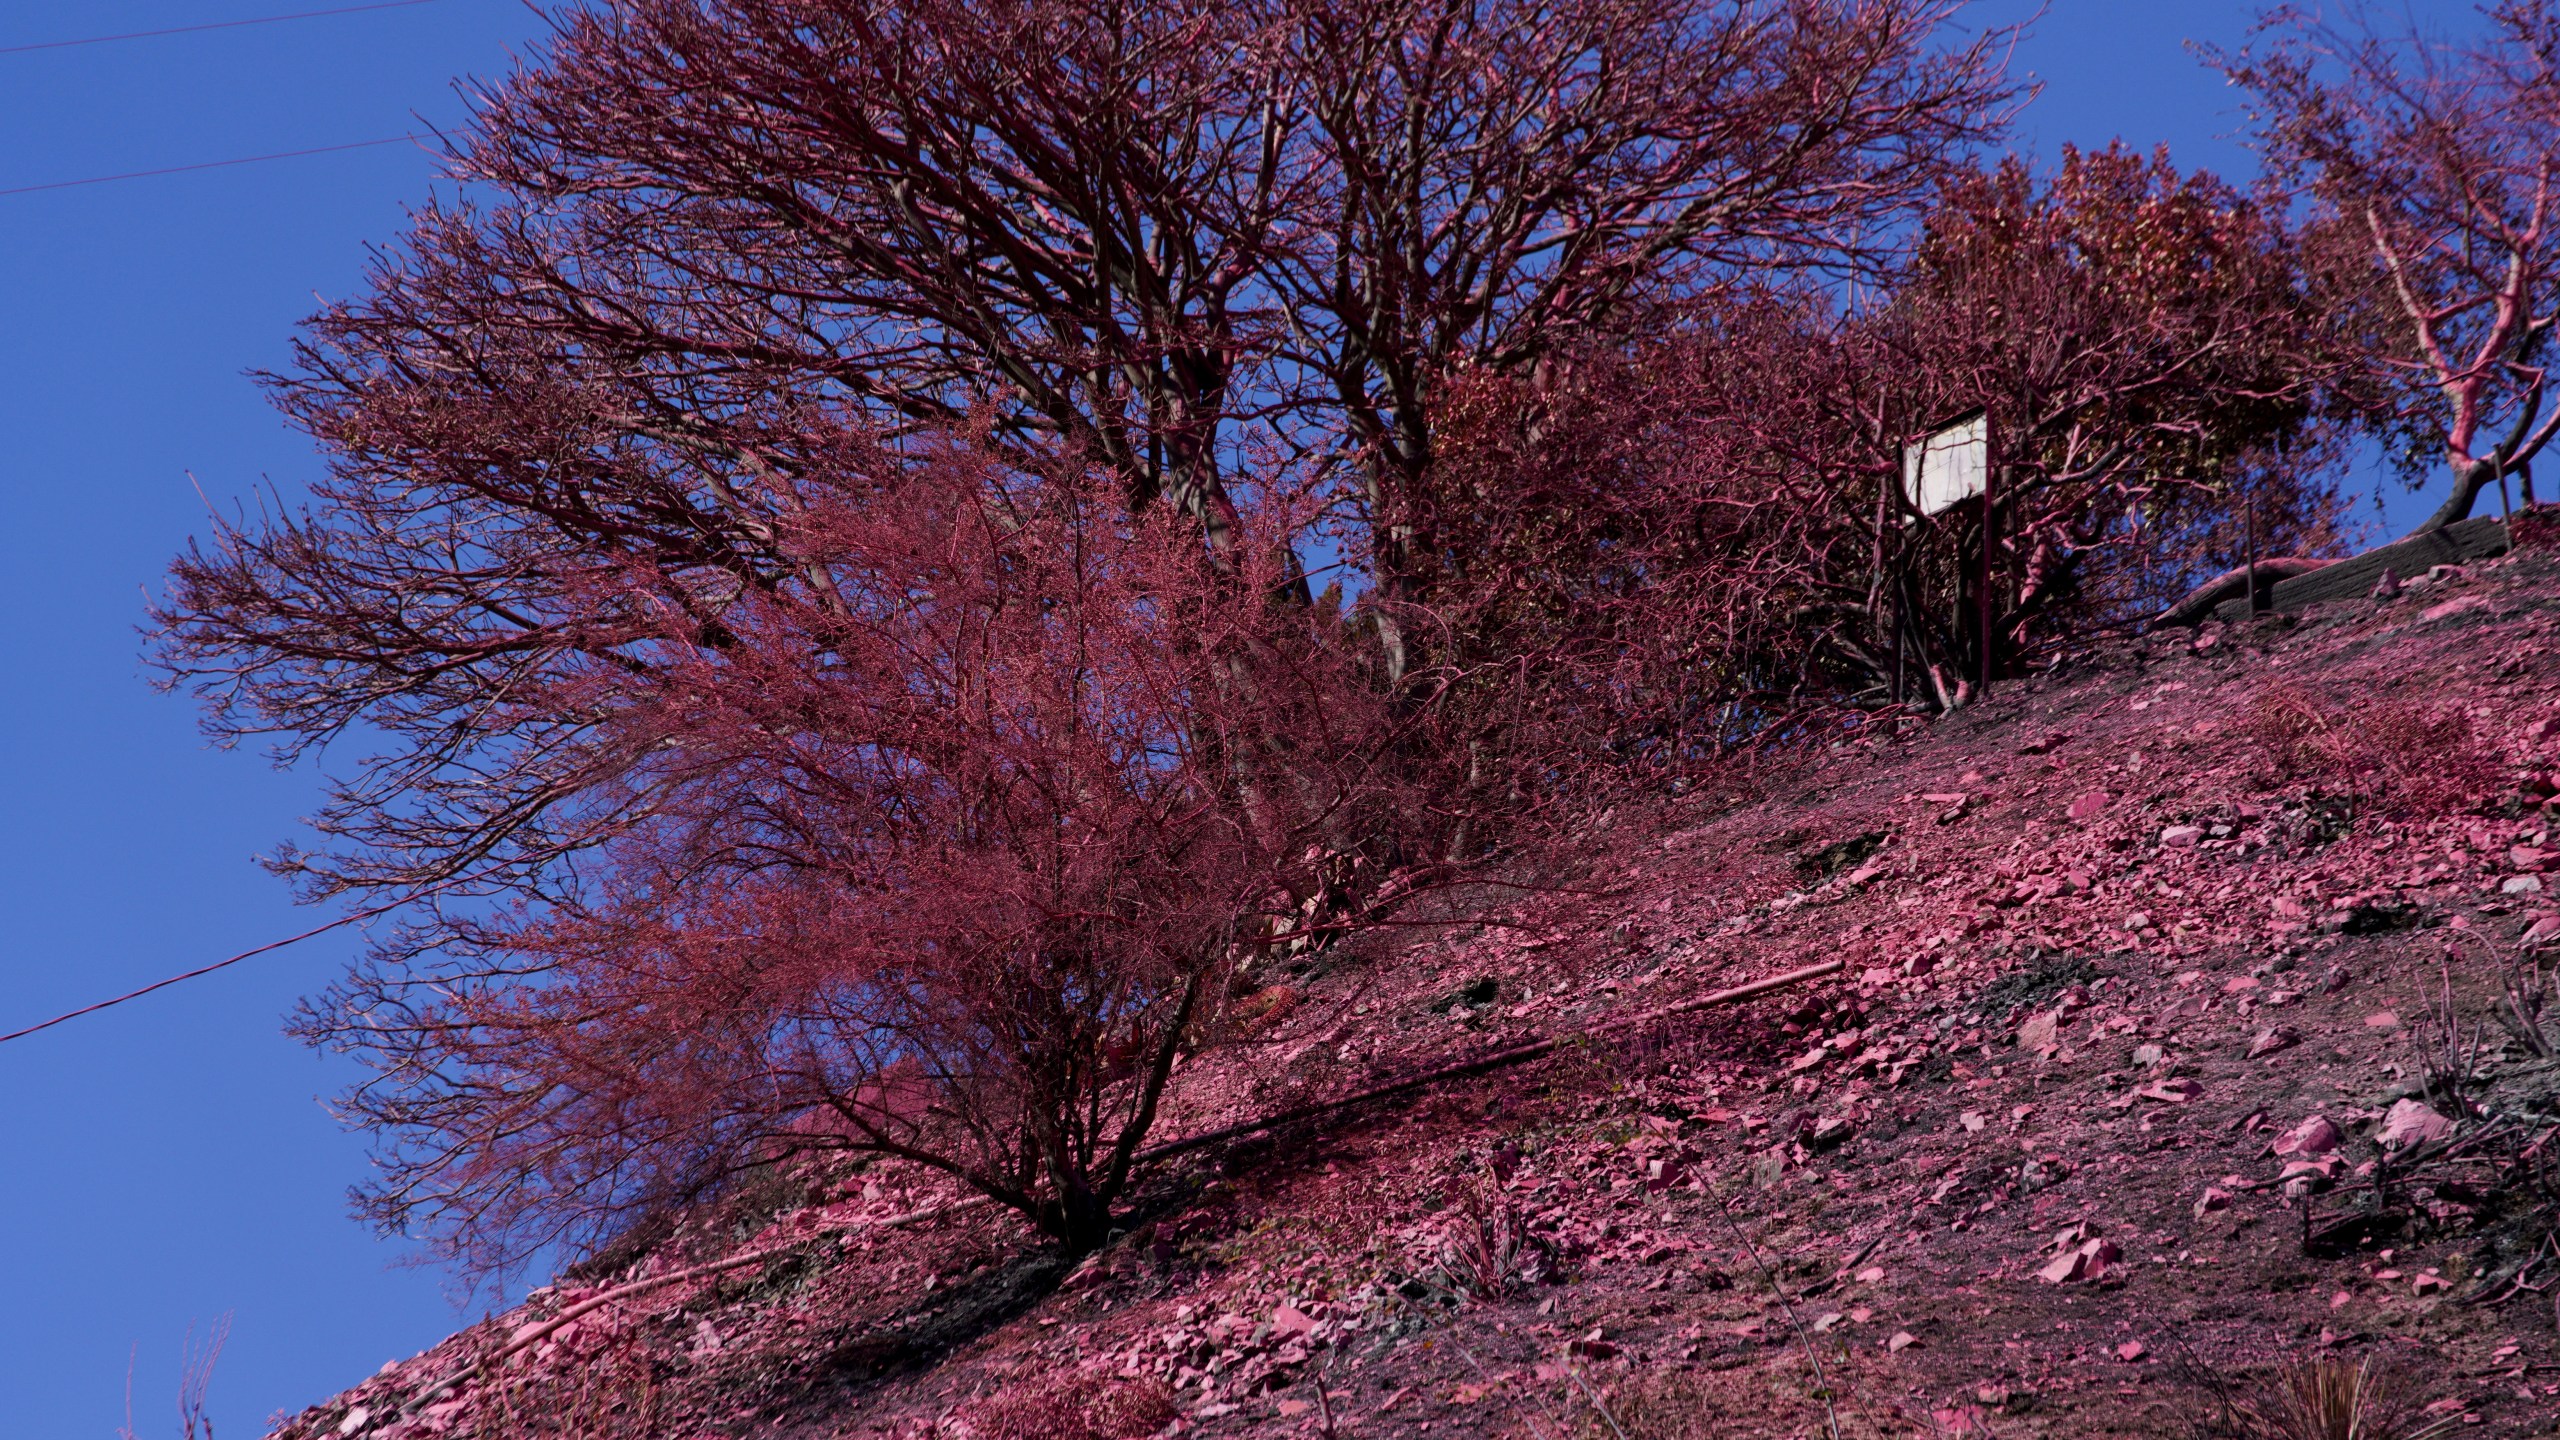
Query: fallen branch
xmin=2156 ymin=557 xmax=2328 ymax=627
xmin=1144 ymin=958 xmax=1847 ymax=1161
xmin=399 ymin=956 xmax=1847 ymax=1416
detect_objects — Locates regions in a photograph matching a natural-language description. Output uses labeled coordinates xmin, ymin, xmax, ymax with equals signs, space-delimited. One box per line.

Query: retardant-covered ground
xmin=279 ymin=544 xmax=2560 ymax=1440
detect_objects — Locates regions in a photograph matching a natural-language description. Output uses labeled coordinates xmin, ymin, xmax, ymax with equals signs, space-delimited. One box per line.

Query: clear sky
xmin=0 ymin=2 xmax=2461 ymax=1435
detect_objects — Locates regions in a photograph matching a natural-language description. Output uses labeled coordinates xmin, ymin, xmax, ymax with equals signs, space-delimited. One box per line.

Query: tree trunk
xmin=2155 ymin=557 xmax=2332 ymax=627
xmin=2409 ymin=457 xmax=2499 ymax=536
xmin=1039 ymin=1179 xmax=1117 ymax=1256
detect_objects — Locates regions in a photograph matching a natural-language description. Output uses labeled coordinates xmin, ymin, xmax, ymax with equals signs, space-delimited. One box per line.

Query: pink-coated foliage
xmin=270 ymin=0 xmax=2012 ymax=659
xmin=179 ymin=436 xmax=1437 ymax=1262
xmin=152 ymin=0 xmax=2018 ymax=1272
xmin=1406 ymin=144 xmax=2347 ymax=727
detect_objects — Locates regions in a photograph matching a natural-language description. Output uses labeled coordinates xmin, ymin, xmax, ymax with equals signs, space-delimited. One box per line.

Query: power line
xmin=0 ymin=914 xmax=368 ymax=1047
xmin=0 ymin=863 xmax=509 ymax=1048
xmin=0 ymin=134 xmax=425 ymax=197
xmin=0 ymin=0 xmax=440 ymax=57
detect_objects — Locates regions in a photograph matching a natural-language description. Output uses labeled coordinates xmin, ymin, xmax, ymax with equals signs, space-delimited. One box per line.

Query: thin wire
xmin=0 ymin=907 xmax=396 ymax=1046
xmin=0 ymin=863 xmax=506 ymax=1047
xmin=0 ymin=1 xmax=439 ymax=56
xmin=0 ymin=134 xmax=423 ymax=197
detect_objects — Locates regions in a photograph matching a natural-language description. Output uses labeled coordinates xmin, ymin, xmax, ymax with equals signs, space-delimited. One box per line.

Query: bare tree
xmin=241 ymin=442 xmax=1426 ymax=1264
xmin=1273 ymin=0 xmax=2016 ymax=677
xmin=2223 ymin=0 xmax=2560 ymax=533
xmin=152 ymin=0 xmax=2013 ymax=1266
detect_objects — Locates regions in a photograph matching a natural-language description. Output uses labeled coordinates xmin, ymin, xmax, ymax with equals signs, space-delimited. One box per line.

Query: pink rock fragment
xmin=2248 ymin=1025 xmax=2301 ymax=1058
xmin=2271 ymin=1115 xmax=2342 ymax=1157
xmin=2017 ymin=1010 xmax=2061 ymax=1052
xmin=2038 ymin=1238 xmax=2121 ymax=1284
xmin=2377 ymin=1099 xmax=2455 ymax=1149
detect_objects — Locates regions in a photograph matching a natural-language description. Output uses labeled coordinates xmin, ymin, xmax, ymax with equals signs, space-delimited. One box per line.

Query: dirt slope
xmin=277 ymin=548 xmax=2560 ymax=1440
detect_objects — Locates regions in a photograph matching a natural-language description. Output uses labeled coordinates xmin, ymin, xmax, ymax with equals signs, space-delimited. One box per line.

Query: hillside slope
xmin=280 ymin=546 xmax=2560 ymax=1440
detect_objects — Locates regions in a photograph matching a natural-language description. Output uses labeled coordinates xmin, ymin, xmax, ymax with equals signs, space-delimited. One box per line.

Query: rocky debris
xmin=2271 ymin=1115 xmax=2342 ymax=1157
xmin=2036 ymin=1224 xmax=2121 ymax=1285
xmin=2247 ymin=1024 xmax=2303 ymax=1058
xmin=1426 ymin=976 xmax=1501 ymax=1013
xmin=2377 ymin=1098 xmax=2457 ymax=1148
xmin=264 ymin=550 xmax=2560 ymax=1440
xmin=1799 ymin=830 xmax=1888 ymax=880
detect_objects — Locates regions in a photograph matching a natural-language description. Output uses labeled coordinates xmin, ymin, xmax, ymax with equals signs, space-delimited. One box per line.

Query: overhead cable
xmin=0 ymin=905 xmax=390 ymax=1047
xmin=0 ymin=134 xmax=425 ymax=196
xmin=0 ymin=0 xmax=439 ymax=56
xmin=0 ymin=861 xmax=510 ymax=1048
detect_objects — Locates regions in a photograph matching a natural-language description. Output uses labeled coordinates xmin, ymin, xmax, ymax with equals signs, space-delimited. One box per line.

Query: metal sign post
xmin=2246 ymin=483 xmax=2260 ymax=618
xmin=1980 ymin=458 xmax=1996 ymax=696
xmin=1901 ymin=410 xmax=1992 ymax=701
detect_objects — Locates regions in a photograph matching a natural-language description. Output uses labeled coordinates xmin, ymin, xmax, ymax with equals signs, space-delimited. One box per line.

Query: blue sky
xmin=0 ymin=2 xmax=2455 ymax=1434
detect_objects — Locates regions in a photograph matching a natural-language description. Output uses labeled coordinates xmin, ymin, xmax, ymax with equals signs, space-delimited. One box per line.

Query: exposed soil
xmin=277 ymin=549 xmax=2560 ymax=1440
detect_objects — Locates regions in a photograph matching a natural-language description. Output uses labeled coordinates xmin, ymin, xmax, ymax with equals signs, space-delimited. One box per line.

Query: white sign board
xmin=1902 ymin=412 xmax=1988 ymax=517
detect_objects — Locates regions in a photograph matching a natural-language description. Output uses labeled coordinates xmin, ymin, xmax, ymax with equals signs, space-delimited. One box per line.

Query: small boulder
xmin=2377 ymin=1099 xmax=2456 ymax=1149
xmin=2017 ymin=1010 xmax=2062 ymax=1052
xmin=2271 ymin=1115 xmax=2342 ymax=1157
xmin=2280 ymin=1155 xmax=2345 ymax=1197
xmin=2248 ymin=1025 xmax=2302 ymax=1059
xmin=2038 ymin=1237 xmax=2121 ymax=1284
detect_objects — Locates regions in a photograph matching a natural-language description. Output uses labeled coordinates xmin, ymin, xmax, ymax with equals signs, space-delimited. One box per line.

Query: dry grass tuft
xmin=2226 ymin=1357 xmax=2455 ymax=1440
xmin=1568 ymin=1369 xmax=1717 ymax=1440
xmin=947 ymin=1365 xmax=1176 ymax=1440
xmin=1435 ymin=1178 xmax=1550 ymax=1300
xmin=2237 ymin=683 xmax=2488 ymax=814
xmin=1565 ymin=1368 xmax=1853 ymax=1440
